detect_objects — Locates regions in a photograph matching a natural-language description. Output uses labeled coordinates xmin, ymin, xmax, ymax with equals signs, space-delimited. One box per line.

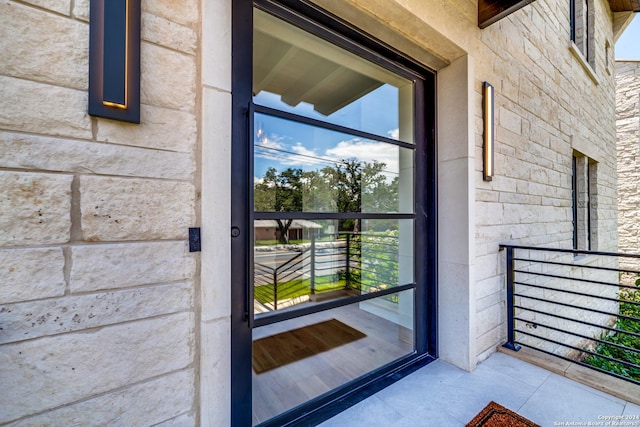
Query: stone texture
xmin=9 ymin=0 xmax=69 ymax=17
xmin=201 ymin=317 xmax=231 ymax=427
xmin=141 ymin=42 xmax=196 ymax=113
xmin=202 ymin=0 xmax=232 ymax=91
xmin=0 ymin=248 xmax=65 ymax=304
xmin=80 ymin=176 xmax=195 ymax=242
xmin=144 ymin=0 xmax=198 ymax=27
xmin=0 ymin=1 xmax=87 ymax=89
xmin=0 ymin=312 xmax=193 ymax=423
xmin=143 ymin=12 xmax=197 ymax=55
xmin=8 ymin=370 xmax=194 ymax=427
xmin=0 ymin=132 xmax=194 ymax=180
xmin=72 ymin=0 xmax=89 ymax=21
xmin=0 ymin=282 xmax=193 ymax=344
xmin=0 ymin=171 xmax=72 ymax=246
xmin=201 ymin=88 xmax=231 ymax=322
xmin=96 ymin=104 xmax=197 ymax=153
xmin=616 ymin=61 xmax=640 ymax=263
xmin=0 ymin=77 xmax=92 ymax=140
xmin=154 ymin=413 xmax=196 ymax=426
xmin=70 ymin=241 xmax=196 ymax=292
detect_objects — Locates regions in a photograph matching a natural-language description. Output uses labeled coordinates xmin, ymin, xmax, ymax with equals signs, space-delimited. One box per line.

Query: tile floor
xmin=318 ymin=352 xmax=640 ymax=427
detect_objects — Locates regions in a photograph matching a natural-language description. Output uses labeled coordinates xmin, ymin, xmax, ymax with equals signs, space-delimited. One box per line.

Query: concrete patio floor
xmin=319 ymin=351 xmax=640 ymax=427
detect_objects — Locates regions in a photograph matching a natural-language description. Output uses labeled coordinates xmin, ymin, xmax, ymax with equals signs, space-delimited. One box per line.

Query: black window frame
xmin=231 ymin=1 xmax=438 ymax=425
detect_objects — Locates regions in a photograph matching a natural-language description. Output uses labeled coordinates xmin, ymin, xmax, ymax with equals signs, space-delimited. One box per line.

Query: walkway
xmin=319 ymin=351 xmax=640 ymax=427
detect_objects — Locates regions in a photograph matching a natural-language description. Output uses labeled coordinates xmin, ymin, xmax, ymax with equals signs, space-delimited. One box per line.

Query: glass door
xmin=231 ymin=2 xmax=436 ymax=425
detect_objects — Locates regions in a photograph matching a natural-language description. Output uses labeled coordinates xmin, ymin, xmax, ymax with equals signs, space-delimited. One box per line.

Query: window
xmin=572 ymin=153 xmax=597 ymax=251
xmin=570 ymin=0 xmax=594 ymax=65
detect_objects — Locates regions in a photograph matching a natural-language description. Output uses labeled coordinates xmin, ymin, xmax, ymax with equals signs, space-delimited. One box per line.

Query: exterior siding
xmin=617 ymin=60 xmax=640 ymax=269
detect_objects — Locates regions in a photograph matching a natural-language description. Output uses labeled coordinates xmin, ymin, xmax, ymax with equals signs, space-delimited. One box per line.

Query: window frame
xmin=572 ymin=153 xmax=597 ymax=252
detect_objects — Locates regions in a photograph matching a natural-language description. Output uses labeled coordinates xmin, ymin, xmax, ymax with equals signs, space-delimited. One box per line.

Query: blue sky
xmin=616 ymin=15 xmax=640 ymax=59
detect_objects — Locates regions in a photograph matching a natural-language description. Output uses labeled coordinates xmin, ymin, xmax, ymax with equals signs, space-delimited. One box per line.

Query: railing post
xmin=503 ymin=246 xmax=521 ymax=351
xmin=345 ymin=234 xmax=351 ymax=287
xmin=273 ymin=269 xmax=278 ymax=311
xmin=310 ymin=233 xmax=316 ymax=295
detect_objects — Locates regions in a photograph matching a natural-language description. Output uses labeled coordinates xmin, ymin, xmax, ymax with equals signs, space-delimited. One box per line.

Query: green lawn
xmin=254 ymin=275 xmax=348 ymax=305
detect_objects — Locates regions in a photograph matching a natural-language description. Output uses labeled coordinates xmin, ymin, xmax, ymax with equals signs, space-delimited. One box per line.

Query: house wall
xmin=313 ymin=0 xmax=618 ymax=368
xmin=0 ymin=0 xmax=201 ymax=424
xmin=616 ymin=60 xmax=640 ymax=266
xmin=0 ymin=0 xmax=620 ymax=425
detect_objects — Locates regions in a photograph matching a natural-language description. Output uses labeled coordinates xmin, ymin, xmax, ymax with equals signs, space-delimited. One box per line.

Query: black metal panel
xmin=231 ymin=1 xmax=254 ymax=426
xmin=188 ymin=227 xmax=201 ymax=252
xmin=88 ymin=0 xmax=141 ymax=123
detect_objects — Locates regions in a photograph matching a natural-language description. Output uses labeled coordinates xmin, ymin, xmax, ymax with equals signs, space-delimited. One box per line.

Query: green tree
xmin=254 ymin=167 xmax=303 ymax=243
xmin=254 ymin=159 xmax=398 ymax=240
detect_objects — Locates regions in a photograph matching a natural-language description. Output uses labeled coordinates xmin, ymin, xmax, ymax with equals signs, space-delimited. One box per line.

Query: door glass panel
xmin=253 ymin=9 xmax=414 ymax=144
xmin=254 ymin=219 xmax=414 ymax=315
xmin=250 ymin=6 xmax=421 ymax=426
xmin=254 ymin=113 xmax=414 ymax=214
xmin=251 ymin=290 xmax=415 ymax=425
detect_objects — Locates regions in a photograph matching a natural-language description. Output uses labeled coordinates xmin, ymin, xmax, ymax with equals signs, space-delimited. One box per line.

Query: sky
xmin=615 ymin=15 xmax=640 ymax=59
xmin=253 ymin=87 xmax=402 ymax=182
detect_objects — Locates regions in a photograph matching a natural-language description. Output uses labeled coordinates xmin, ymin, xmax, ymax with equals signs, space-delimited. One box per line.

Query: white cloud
xmin=325 ymin=140 xmax=399 ymax=176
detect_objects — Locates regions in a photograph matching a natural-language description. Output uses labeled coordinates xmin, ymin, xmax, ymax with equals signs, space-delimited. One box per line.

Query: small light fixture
xmin=88 ymin=0 xmax=141 ymax=123
xmin=483 ymin=82 xmax=494 ymax=181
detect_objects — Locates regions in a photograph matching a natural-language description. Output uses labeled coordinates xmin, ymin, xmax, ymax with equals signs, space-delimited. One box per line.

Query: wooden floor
xmin=251 ymin=303 xmax=414 ymax=425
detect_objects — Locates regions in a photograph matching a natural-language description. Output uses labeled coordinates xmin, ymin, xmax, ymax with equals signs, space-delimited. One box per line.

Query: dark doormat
xmin=466 ymin=401 xmax=540 ymax=427
xmin=252 ymin=318 xmax=366 ymax=374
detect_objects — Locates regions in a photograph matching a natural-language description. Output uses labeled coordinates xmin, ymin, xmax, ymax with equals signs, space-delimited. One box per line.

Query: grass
xmin=583 ymin=278 xmax=640 ymax=382
xmin=254 ymin=275 xmax=347 ymax=305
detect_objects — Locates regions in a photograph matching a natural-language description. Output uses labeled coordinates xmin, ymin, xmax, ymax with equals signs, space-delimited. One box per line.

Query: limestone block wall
xmin=471 ymin=0 xmax=618 ymax=360
xmin=616 ymin=60 xmax=640 ymax=268
xmin=0 ymin=0 xmax=200 ymax=424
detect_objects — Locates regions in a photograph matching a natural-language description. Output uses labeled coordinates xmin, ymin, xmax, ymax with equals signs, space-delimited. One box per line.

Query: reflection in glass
xmin=253 ymin=113 xmax=414 ymax=214
xmin=253 ymin=8 xmax=414 ymax=143
xmin=253 ymin=219 xmax=413 ymax=314
xmin=251 ymin=290 xmax=414 ymax=425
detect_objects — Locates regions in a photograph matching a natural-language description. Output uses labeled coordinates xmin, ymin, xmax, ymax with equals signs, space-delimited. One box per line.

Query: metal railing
xmin=501 ymin=245 xmax=640 ymax=385
xmin=254 ymin=233 xmax=400 ymax=310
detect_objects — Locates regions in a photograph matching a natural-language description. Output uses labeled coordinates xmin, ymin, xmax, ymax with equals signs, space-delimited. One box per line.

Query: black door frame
xmin=230 ymin=1 xmax=438 ymax=425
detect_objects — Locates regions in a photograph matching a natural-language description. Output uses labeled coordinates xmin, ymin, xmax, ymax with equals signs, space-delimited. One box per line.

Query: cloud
xmin=325 ymin=140 xmax=399 ymax=176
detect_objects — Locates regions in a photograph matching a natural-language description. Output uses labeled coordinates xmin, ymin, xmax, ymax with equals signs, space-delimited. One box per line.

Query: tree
xmin=254 ymin=167 xmax=303 ymax=243
xmin=253 ymin=159 xmax=398 ymax=241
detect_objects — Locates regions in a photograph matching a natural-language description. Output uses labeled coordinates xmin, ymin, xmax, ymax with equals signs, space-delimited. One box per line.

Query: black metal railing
xmin=501 ymin=245 xmax=640 ymax=386
xmin=254 ymin=233 xmax=400 ymax=310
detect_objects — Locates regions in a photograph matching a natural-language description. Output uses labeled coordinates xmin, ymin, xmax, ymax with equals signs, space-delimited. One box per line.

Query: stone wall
xmin=0 ymin=0 xmax=200 ymax=424
xmin=472 ymin=0 xmax=618 ymax=361
xmin=617 ymin=60 xmax=640 ymax=266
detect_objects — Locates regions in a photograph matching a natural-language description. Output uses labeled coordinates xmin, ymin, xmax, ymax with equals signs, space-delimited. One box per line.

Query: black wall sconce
xmin=89 ymin=0 xmax=141 ymax=123
xmin=483 ymin=82 xmax=494 ymax=181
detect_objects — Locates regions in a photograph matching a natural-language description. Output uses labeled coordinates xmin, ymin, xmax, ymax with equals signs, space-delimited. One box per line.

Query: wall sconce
xmin=483 ymin=82 xmax=494 ymax=181
xmin=88 ymin=0 xmax=141 ymax=123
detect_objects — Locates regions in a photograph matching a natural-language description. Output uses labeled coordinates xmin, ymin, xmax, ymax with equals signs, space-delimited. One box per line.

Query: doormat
xmin=252 ymin=318 xmax=366 ymax=374
xmin=466 ymin=401 xmax=540 ymax=427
